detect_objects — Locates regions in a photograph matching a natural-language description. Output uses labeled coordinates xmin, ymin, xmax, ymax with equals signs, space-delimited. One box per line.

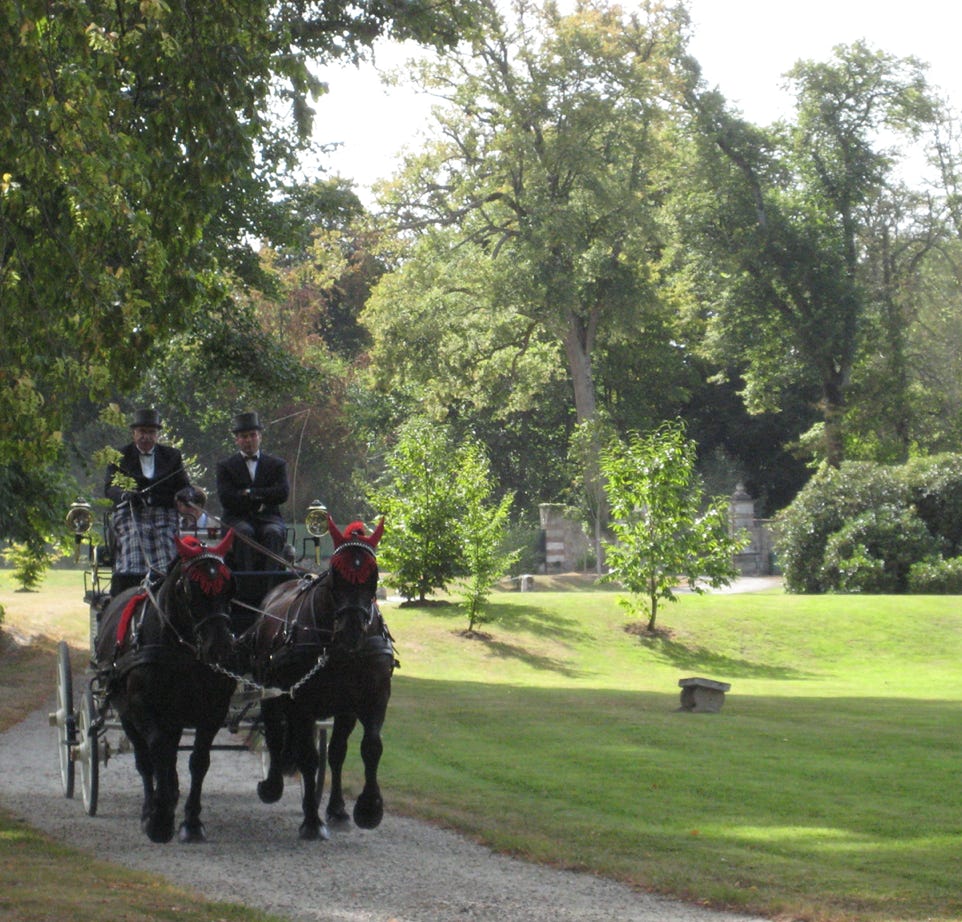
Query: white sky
xmin=307 ymin=1 xmax=962 ymax=200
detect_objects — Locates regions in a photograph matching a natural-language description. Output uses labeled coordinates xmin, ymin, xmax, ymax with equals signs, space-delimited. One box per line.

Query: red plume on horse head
xmin=327 ymin=515 xmax=384 ymax=550
xmin=172 ymin=530 xmax=235 ymax=595
xmin=327 ymin=515 xmax=384 ymax=585
xmin=174 ymin=529 xmax=234 ymax=560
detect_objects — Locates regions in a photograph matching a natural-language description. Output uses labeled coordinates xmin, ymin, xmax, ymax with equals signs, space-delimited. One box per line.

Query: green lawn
xmin=377 ymin=588 xmax=962 ymax=921
xmin=3 ymin=570 xmax=962 ymax=921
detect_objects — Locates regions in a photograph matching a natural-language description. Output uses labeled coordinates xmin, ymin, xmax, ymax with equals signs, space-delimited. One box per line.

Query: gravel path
xmin=0 ymin=697 xmax=770 ymax=922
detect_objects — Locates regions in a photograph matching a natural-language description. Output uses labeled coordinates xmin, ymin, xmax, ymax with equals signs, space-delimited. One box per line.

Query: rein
xmin=181 ymin=503 xmax=311 ymax=574
xmin=245 ymin=569 xmax=380 ymax=700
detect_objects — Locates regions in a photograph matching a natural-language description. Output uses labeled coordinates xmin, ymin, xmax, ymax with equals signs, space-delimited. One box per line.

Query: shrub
xmin=902 ymin=453 xmax=962 ymax=556
xmin=820 ymin=506 xmax=939 ymax=593
xmin=907 ymin=556 xmax=962 ymax=593
xmin=1 ymin=541 xmax=52 ymax=592
xmin=774 ymin=462 xmax=909 ymax=593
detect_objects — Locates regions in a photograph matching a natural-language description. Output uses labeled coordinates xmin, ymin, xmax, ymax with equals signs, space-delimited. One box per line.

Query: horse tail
xmin=278 ymin=714 xmax=297 ymax=776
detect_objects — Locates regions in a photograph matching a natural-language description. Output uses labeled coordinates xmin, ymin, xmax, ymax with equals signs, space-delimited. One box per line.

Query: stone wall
xmin=535 ymin=487 xmax=777 ymax=577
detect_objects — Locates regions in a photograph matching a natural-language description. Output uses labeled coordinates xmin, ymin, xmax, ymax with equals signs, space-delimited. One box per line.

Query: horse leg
xmin=256 ymin=697 xmax=287 ymax=804
xmin=292 ymin=711 xmax=329 ymax=841
xmin=122 ymin=718 xmax=156 ymax=829
xmin=142 ymin=727 xmax=180 ymax=843
xmin=325 ymin=712 xmax=354 ymax=825
xmin=353 ymin=715 xmax=385 ymax=829
xmin=178 ymin=723 xmax=217 ymax=843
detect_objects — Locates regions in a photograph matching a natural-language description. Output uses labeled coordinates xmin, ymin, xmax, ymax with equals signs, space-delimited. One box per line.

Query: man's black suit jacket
xmin=104 ymin=443 xmax=189 ymax=509
xmin=215 ymin=451 xmax=289 ymax=525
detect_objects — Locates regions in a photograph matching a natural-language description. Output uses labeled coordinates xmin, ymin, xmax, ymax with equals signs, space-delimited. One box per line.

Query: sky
xmin=308 ymin=1 xmax=962 ymax=201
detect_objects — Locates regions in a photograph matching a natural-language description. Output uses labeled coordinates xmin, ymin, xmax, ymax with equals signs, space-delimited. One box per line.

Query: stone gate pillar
xmin=538 ymin=503 xmax=589 ymax=572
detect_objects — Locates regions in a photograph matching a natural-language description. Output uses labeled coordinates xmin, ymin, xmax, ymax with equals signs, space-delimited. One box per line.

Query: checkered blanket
xmin=111 ymin=505 xmax=180 ymax=576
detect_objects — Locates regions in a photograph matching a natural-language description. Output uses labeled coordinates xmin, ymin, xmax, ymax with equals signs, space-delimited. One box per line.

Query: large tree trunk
xmin=562 ymin=313 xmax=608 ymax=573
xmin=563 ymin=322 xmax=598 ymax=427
xmin=822 ymin=371 xmax=847 ymax=469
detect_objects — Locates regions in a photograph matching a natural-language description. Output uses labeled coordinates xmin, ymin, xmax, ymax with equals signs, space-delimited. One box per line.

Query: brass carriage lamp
xmin=65 ymin=499 xmax=93 ymax=562
xmin=305 ymin=499 xmax=328 ymax=565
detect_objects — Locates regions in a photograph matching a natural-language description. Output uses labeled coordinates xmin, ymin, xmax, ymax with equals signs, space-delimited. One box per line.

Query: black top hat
xmin=129 ymin=408 xmax=162 ymax=429
xmin=231 ymin=411 xmax=263 ymax=433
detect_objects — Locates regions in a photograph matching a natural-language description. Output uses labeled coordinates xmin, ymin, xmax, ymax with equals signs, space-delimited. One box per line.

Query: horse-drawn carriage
xmin=51 ymin=498 xmax=395 ymax=843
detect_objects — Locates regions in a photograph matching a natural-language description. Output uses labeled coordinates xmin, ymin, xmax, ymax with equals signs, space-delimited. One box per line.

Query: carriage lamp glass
xmin=305 ymin=500 xmax=328 ymax=537
xmin=65 ymin=499 xmax=93 ymax=535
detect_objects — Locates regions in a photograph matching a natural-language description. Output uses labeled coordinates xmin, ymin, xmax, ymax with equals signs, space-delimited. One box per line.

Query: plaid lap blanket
xmin=112 ymin=505 xmax=179 ymax=575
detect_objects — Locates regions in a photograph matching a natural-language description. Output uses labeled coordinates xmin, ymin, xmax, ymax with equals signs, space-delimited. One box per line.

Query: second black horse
xmin=252 ymin=515 xmax=395 ymax=840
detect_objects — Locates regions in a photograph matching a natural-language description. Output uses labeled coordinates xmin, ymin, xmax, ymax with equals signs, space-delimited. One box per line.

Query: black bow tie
xmin=245 ymin=454 xmax=258 ymax=461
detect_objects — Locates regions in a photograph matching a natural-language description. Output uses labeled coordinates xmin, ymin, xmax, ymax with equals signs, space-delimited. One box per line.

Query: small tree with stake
xmin=600 ymin=421 xmax=748 ymax=633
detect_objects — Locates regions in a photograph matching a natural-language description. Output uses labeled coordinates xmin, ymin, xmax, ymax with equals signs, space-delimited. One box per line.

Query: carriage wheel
xmin=77 ymin=686 xmax=100 ymax=816
xmin=52 ymin=640 xmax=75 ymax=799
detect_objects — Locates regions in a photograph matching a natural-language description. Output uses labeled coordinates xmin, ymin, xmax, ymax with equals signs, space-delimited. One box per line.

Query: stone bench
xmin=502 ymin=574 xmax=536 ymax=591
xmin=678 ymin=677 xmax=731 ymax=713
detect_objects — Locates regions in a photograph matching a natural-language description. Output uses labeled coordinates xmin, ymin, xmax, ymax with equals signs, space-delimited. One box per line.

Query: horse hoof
xmin=257 ymin=778 xmax=283 ymax=804
xmin=326 ymin=807 xmax=351 ymax=827
xmin=298 ymin=821 xmax=330 ymax=841
xmin=178 ymin=822 xmax=207 ymax=844
xmin=353 ymin=799 xmax=384 ymax=830
xmin=145 ymin=820 xmax=175 ymax=843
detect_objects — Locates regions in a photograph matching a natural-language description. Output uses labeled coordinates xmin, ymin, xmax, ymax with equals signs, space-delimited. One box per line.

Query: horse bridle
xmin=326 ymin=542 xmax=380 ymax=650
xmin=165 ymin=553 xmax=235 ymax=648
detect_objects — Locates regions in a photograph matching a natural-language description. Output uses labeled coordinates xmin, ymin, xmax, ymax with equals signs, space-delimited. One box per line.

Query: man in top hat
xmin=215 ymin=411 xmax=290 ymax=571
xmin=104 ymin=408 xmax=192 ymax=596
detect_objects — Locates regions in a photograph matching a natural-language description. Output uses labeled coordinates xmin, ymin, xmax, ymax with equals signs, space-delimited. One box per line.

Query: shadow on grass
xmin=399 ymin=600 xmax=593 ymax=677
xmin=641 ymin=632 xmax=816 ymax=681
xmin=402 ymin=600 xmax=592 ymax=642
xmin=470 ymin=635 xmax=586 ymax=678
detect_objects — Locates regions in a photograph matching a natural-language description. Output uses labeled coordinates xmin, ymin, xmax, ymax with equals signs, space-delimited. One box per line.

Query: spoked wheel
xmin=77 ymin=686 xmax=100 ymax=816
xmin=51 ymin=640 xmax=75 ymax=799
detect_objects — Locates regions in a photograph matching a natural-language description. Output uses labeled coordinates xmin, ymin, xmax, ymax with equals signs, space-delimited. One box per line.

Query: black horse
xmin=94 ymin=531 xmax=237 ymax=843
xmin=252 ymin=515 xmax=395 ymax=840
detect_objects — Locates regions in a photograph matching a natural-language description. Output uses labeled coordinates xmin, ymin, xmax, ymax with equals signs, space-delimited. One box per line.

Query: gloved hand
xmin=120 ymin=490 xmax=142 ymax=505
xmin=175 ymin=486 xmax=204 ymax=507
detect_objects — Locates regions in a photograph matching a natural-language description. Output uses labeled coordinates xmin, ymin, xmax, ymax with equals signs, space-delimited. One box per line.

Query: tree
xmin=842 ymin=185 xmax=944 ymax=461
xmin=454 ymin=443 xmax=519 ymax=632
xmin=681 ymin=42 xmax=937 ymax=466
xmin=600 ymin=420 xmax=745 ymax=632
xmin=368 ymin=418 xmax=467 ymax=603
xmin=368 ymin=0 xmax=692 ymax=535
xmin=0 ymin=0 xmax=474 ymax=547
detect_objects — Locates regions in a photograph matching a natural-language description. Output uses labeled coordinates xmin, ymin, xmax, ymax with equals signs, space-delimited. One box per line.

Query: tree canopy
xmin=679 ymin=42 xmax=937 ymax=466
xmin=1 ymin=0 xmax=475 ymax=545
